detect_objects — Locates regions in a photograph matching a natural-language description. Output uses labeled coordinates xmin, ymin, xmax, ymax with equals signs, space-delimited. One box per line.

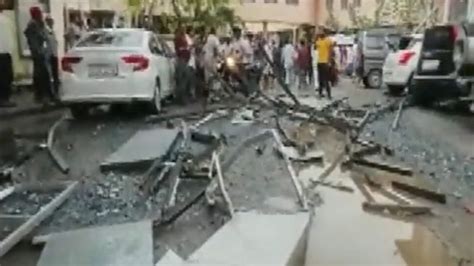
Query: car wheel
xmin=366 ymin=70 xmax=382 ymax=89
xmin=151 ymin=83 xmax=162 ymax=114
xmin=70 ymin=104 xmax=89 ymax=119
xmin=387 ymin=85 xmax=405 ymax=96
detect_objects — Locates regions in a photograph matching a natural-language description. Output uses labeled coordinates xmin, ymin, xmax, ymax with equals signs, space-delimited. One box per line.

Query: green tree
xmin=172 ymin=0 xmax=241 ymax=29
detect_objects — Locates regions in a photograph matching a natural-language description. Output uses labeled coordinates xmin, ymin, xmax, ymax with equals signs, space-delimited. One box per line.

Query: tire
xmin=387 ymin=85 xmax=405 ymax=96
xmin=150 ymin=82 xmax=162 ymax=114
xmin=365 ymin=70 xmax=383 ymax=89
xmin=70 ymin=104 xmax=89 ymax=119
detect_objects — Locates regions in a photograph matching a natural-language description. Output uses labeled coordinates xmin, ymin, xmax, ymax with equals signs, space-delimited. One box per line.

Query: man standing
xmin=0 ymin=10 xmax=15 ymax=107
xmin=315 ymin=29 xmax=333 ymax=99
xmin=296 ymin=39 xmax=310 ymax=89
xmin=174 ymin=25 xmax=192 ymax=105
xmin=24 ymin=6 xmax=54 ymax=104
xmin=281 ymin=38 xmax=296 ymax=90
xmin=203 ymin=27 xmax=220 ymax=85
xmin=45 ymin=16 xmax=59 ymax=98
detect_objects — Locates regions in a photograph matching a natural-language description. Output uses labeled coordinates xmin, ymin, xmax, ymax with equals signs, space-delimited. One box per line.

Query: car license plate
xmin=88 ymin=64 xmax=117 ymax=78
xmin=421 ymin=60 xmax=439 ymax=71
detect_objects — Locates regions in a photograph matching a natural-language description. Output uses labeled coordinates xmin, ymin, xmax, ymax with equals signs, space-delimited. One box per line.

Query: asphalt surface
xmin=1 ymin=77 xmax=473 ymax=265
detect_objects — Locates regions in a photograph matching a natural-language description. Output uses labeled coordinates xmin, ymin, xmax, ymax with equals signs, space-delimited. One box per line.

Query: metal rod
xmin=47 ymin=114 xmax=70 ymax=174
xmin=213 ymin=152 xmax=235 ymax=217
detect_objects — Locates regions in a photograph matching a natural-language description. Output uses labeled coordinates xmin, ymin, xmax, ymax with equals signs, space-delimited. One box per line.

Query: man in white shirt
xmin=203 ymin=27 xmax=220 ymax=83
xmin=0 ymin=12 xmax=15 ymax=107
xmin=281 ymin=38 xmax=296 ymax=89
xmin=231 ymin=28 xmax=253 ymax=65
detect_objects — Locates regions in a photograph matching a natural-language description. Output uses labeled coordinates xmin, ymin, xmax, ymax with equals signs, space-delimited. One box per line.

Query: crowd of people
xmin=173 ymin=26 xmax=358 ymax=103
xmin=0 ymin=7 xmax=359 ymax=109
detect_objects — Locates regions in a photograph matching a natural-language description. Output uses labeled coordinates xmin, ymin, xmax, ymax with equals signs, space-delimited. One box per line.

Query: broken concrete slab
xmin=37 ymin=221 xmax=153 ymax=266
xmin=156 ymin=249 xmax=184 ymax=265
xmin=306 ymin=182 xmax=413 ymax=266
xmin=188 ymin=211 xmax=309 ymax=266
xmin=0 ymin=182 xmax=78 ymax=257
xmin=101 ymin=128 xmax=180 ymax=171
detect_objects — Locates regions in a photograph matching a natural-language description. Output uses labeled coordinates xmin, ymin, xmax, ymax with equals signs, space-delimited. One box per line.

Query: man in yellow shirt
xmin=315 ymin=29 xmax=333 ymax=99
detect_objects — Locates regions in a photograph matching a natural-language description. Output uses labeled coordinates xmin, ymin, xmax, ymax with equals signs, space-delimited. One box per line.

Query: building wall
xmin=316 ymin=0 xmax=378 ymax=28
xmin=232 ymin=0 xmax=318 ymax=26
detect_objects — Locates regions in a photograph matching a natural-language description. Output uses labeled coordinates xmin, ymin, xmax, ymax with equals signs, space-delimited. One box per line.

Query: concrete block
xmin=37 ymin=221 xmax=153 ymax=266
xmin=156 ymin=250 xmax=184 ymax=266
xmin=101 ymin=128 xmax=180 ymax=171
xmin=188 ymin=211 xmax=310 ymax=266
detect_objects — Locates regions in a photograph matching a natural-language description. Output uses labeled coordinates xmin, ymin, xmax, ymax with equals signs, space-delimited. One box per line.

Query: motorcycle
xmin=213 ymin=55 xmax=263 ymax=97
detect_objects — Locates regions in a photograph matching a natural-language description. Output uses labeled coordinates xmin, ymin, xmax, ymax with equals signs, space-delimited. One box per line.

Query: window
xmin=286 ymin=0 xmax=298 ymax=5
xmin=76 ymin=31 xmax=144 ymax=47
xmin=265 ymin=0 xmax=277 ymax=3
xmin=149 ymin=36 xmax=164 ymax=55
xmin=241 ymin=0 xmax=255 ymax=3
xmin=353 ymin=0 xmax=361 ymax=7
xmin=365 ymin=35 xmax=385 ymax=49
xmin=341 ymin=0 xmax=348 ymax=9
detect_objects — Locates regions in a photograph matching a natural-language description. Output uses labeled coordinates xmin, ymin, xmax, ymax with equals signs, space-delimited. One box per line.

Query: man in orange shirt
xmin=315 ymin=29 xmax=333 ymax=99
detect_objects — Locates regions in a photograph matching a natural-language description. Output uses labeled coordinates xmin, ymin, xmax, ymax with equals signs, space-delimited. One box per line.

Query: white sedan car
xmin=60 ymin=28 xmax=175 ymax=118
xmin=383 ymin=34 xmax=423 ymax=95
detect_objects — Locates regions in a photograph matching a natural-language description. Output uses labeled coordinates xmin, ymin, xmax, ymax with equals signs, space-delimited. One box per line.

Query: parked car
xmin=383 ymin=34 xmax=423 ymax=95
xmin=60 ymin=28 xmax=176 ymax=118
xmin=357 ymin=27 xmax=403 ymax=88
xmin=411 ymin=24 xmax=474 ymax=105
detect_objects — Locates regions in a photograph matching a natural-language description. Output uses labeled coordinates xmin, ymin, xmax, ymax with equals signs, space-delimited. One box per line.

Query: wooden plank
xmin=0 ymin=181 xmax=78 ymax=257
xmin=310 ymin=180 xmax=354 ymax=193
xmin=14 ymin=181 xmax=71 ymax=193
xmin=392 ymin=181 xmax=446 ymax=204
xmin=271 ymin=129 xmax=308 ymax=209
xmin=351 ymin=158 xmax=413 ymax=176
xmin=362 ymin=202 xmax=432 ymax=215
xmin=0 ymin=187 xmax=15 ymax=201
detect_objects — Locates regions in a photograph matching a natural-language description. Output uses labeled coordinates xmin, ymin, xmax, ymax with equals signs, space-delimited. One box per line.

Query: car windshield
xmin=76 ymin=31 xmax=144 ymax=48
xmin=365 ymin=35 xmax=385 ymax=49
xmin=406 ymin=38 xmax=423 ymax=49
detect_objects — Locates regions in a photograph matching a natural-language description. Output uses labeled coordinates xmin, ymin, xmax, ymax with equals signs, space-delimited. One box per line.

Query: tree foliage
xmin=346 ymin=0 xmax=440 ymax=29
xmin=171 ymin=0 xmax=241 ymax=28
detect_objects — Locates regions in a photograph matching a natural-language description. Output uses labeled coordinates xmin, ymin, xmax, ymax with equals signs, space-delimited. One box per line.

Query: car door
xmin=149 ymin=34 xmax=171 ymax=96
xmin=158 ymin=37 xmax=176 ymax=93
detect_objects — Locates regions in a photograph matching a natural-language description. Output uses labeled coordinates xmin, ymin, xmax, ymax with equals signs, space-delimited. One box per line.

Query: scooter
xmin=215 ymin=56 xmax=263 ymax=97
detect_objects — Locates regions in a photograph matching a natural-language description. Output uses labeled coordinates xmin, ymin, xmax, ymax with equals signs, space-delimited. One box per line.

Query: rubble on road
xmin=2 ymin=80 xmax=472 ymax=266
xmin=0 ymin=181 xmax=78 ymax=257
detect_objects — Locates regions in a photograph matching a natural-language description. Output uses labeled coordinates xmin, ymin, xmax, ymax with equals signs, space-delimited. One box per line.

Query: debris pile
xmin=0 ymin=80 xmax=471 ymax=265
